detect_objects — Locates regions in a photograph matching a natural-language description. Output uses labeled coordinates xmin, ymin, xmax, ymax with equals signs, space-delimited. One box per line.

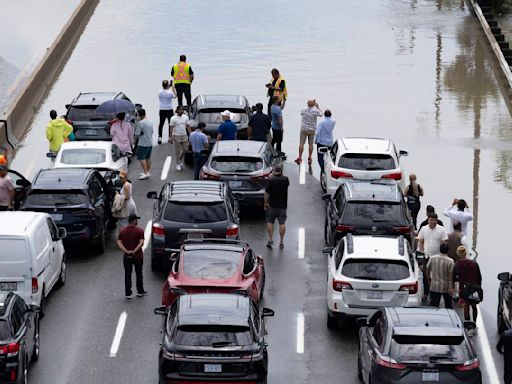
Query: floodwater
xmin=7 ymin=0 xmax=512 ymax=380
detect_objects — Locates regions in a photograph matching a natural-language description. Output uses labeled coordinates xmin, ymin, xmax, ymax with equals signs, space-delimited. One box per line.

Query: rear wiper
xmin=366 ymin=167 xmax=384 ymax=170
xmin=372 ymin=218 xmax=388 ymax=222
xmin=211 ymin=341 xmax=235 ymax=348
xmin=429 ymin=354 xmax=452 ymax=362
xmin=354 ymin=275 xmax=377 ymax=280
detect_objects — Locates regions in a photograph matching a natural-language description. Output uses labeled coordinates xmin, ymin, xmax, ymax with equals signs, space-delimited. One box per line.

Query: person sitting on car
xmin=110 ymin=112 xmax=134 ymax=158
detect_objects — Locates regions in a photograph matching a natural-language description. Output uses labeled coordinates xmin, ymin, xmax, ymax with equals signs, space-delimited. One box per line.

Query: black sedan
xmin=154 ymin=293 xmax=274 ymax=384
xmin=498 ymin=272 xmax=512 ymax=333
xmin=358 ymin=307 xmax=482 ymax=384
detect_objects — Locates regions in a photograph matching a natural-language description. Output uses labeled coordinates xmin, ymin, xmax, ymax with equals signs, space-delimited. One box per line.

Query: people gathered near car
xmin=266 ymin=68 xmax=287 ymax=114
xmin=248 ymin=102 xmax=271 ymax=142
xmin=169 ymin=105 xmax=190 ymax=171
xmin=216 ymin=110 xmax=237 ymax=141
xmin=314 ymin=109 xmax=335 ymax=172
xmin=0 ymin=165 xmax=14 ymax=211
xmin=296 ymin=100 xmax=322 ymax=166
xmin=157 ymin=79 xmax=175 ymax=144
xmin=46 ymin=109 xmax=73 ymax=154
xmin=110 ymin=112 xmax=134 ymax=158
xmin=270 ymin=96 xmax=284 ymax=152
xmin=189 ymin=122 xmax=209 ymax=180
xmin=426 ymin=243 xmax=454 ymax=309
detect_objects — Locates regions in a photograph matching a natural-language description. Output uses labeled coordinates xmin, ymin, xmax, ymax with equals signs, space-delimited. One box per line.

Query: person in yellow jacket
xmin=266 ymin=68 xmax=287 ymax=116
xmin=171 ymin=54 xmax=194 ymax=109
xmin=46 ymin=110 xmax=73 ymax=153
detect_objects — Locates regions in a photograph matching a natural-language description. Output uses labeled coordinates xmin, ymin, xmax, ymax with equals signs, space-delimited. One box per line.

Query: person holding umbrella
xmin=111 ymin=113 xmax=134 ymax=169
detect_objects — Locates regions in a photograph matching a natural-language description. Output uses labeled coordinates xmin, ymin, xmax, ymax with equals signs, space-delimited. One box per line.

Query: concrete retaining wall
xmin=0 ymin=0 xmax=99 ymax=158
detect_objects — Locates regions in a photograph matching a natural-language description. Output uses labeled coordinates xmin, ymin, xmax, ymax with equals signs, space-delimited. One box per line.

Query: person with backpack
xmin=403 ymin=173 xmax=423 ymax=229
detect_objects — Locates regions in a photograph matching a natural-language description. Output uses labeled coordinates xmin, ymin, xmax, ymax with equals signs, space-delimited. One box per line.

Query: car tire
xmin=94 ymin=227 xmax=106 ymax=254
xmin=498 ymin=303 xmax=507 ymax=334
xmin=259 ymin=269 xmax=266 ymax=301
xmin=327 ymin=312 xmax=338 ymax=329
xmin=31 ymin=319 xmax=40 ymax=362
xmin=320 ymin=170 xmax=327 ymax=192
xmin=57 ymin=255 xmax=66 ymax=287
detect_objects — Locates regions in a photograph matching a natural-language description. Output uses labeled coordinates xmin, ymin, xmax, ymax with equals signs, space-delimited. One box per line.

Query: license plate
xmin=85 ymin=129 xmax=97 ymax=136
xmin=229 ymin=180 xmax=242 ymax=188
xmin=188 ymin=233 xmax=203 ymax=239
xmin=421 ymin=371 xmax=439 ymax=382
xmin=51 ymin=214 xmax=63 ymax=221
xmin=0 ymin=282 xmax=17 ymax=291
xmin=367 ymin=290 xmax=383 ymax=299
xmin=204 ymin=364 xmax=222 ymax=373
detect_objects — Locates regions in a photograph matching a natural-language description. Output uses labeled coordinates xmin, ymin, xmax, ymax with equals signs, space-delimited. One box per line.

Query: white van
xmin=0 ymin=212 xmax=66 ymax=315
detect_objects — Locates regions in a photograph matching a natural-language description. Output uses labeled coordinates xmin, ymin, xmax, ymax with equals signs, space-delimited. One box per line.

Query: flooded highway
xmin=5 ymin=0 xmax=512 ymax=382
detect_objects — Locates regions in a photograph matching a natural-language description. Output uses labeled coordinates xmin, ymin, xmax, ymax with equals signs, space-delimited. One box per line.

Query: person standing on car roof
xmin=402 ymin=173 xmax=423 ymax=229
xmin=46 ymin=110 xmax=72 ymax=154
xmin=111 ymin=112 xmax=134 ymax=160
xmin=171 ymin=54 xmax=194 ymax=109
xmin=443 ymin=198 xmax=473 ymax=234
xmin=135 ymin=109 xmax=153 ymax=180
xmin=0 ymin=165 xmax=14 ymax=211
xmin=248 ymin=103 xmax=271 ymax=142
xmin=266 ymin=68 xmax=287 ymax=116
xmin=426 ymin=243 xmax=454 ymax=309
xmin=169 ymin=106 xmax=190 ymax=171
xmin=270 ymin=97 xmax=284 ymax=153
xmin=296 ymin=100 xmax=322 ymax=166
xmin=157 ymin=80 xmax=176 ymax=144
xmin=264 ymin=163 xmax=289 ymax=249
xmin=315 ymin=109 xmax=335 ymax=172
xmin=117 ymin=213 xmax=146 ymax=299
xmin=418 ymin=205 xmax=444 ymax=230
xmin=217 ymin=110 xmax=237 ymax=141
xmin=497 ymin=329 xmax=512 ymax=384
xmin=190 ymin=122 xmax=209 ymax=180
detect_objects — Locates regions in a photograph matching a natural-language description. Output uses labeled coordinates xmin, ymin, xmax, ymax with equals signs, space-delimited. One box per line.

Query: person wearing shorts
xmin=134 ymin=109 xmax=153 ymax=180
xmin=264 ymin=163 xmax=289 ymax=249
xmin=296 ymin=100 xmax=322 ymax=165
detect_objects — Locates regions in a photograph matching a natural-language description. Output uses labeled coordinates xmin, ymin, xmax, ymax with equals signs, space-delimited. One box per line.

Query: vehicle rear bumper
xmin=233 ymin=191 xmax=264 ymax=207
xmin=370 ymin=365 xmax=482 ymax=384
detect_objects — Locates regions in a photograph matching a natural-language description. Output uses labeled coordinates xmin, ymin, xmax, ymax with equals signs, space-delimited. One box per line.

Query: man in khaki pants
xmin=169 ymin=106 xmax=190 ymax=171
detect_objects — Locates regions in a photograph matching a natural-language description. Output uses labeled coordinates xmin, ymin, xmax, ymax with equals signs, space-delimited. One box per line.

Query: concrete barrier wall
xmin=0 ymin=0 xmax=99 ymax=158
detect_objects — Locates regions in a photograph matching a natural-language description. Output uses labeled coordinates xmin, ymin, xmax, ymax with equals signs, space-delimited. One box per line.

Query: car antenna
xmin=237 ymin=144 xmax=240 ymax=152
xmin=425 ymin=322 xmax=429 ymax=327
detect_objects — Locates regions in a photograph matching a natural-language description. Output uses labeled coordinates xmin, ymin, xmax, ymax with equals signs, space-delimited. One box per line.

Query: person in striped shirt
xmin=426 ymin=243 xmax=454 ymax=308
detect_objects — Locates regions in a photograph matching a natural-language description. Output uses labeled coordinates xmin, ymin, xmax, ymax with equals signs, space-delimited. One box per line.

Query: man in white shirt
xmin=443 ymin=198 xmax=473 ymax=235
xmin=158 ymin=80 xmax=176 ymax=144
xmin=296 ymin=100 xmax=322 ymax=166
xmin=169 ymin=106 xmax=190 ymax=171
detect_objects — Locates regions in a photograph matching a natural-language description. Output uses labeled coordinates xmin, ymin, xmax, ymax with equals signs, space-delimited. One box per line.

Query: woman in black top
xmin=403 ymin=173 xmax=423 ymax=229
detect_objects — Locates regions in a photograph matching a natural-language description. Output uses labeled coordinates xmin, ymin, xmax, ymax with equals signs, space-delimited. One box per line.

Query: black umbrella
xmin=95 ymin=99 xmax=136 ymax=114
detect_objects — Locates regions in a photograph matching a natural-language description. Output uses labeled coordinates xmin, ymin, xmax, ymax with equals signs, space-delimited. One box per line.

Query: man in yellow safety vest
xmin=171 ymin=54 xmax=194 ymax=109
xmin=266 ymin=68 xmax=287 ymax=116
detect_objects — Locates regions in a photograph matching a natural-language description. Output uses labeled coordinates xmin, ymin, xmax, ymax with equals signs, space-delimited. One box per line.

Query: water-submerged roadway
xmin=8 ymin=0 xmax=512 ymax=382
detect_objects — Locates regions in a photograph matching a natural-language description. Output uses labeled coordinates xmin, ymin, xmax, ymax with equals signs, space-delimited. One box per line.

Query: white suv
xmin=326 ymin=234 xmax=421 ymax=329
xmin=320 ymin=137 xmax=408 ymax=194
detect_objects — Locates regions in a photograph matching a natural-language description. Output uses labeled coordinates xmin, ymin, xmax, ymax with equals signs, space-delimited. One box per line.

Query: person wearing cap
xmin=117 ymin=213 xmax=146 ymax=299
xmin=118 ymin=171 xmax=137 ymax=228
xmin=189 ymin=122 xmax=209 ymax=180
xmin=46 ymin=109 xmax=72 ymax=154
xmin=264 ymin=163 xmax=289 ymax=249
xmin=217 ymin=110 xmax=237 ymax=141
xmin=0 ymin=165 xmax=14 ymax=211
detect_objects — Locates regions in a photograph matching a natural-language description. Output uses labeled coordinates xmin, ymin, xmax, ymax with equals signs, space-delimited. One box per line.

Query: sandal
xmin=266 ymin=240 xmax=273 ymax=249
xmin=294 ymin=157 xmax=302 ymax=165
xmin=279 ymin=243 xmax=284 ymax=249
xmin=307 ymin=158 xmax=312 ymax=165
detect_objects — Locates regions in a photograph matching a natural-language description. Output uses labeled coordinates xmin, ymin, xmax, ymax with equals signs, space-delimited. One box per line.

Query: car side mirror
xmin=323 ymin=246 xmax=334 ymax=255
xmin=58 ymin=227 xmax=67 ymax=239
xmin=233 ymin=193 xmax=245 ymax=201
xmin=356 ymin=317 xmax=368 ymax=328
xmin=322 ymin=194 xmax=331 ymax=201
xmin=262 ymin=307 xmax=275 ymax=317
xmin=46 ymin=152 xmax=57 ymax=159
xmin=498 ymin=272 xmax=510 ymax=281
xmin=318 ymin=147 xmax=329 ymax=154
xmin=16 ymin=179 xmax=30 ymax=187
xmin=399 ymin=150 xmax=408 ymax=157
xmin=154 ymin=306 xmax=166 ymax=316
xmin=30 ymin=305 xmax=41 ymax=313
xmin=147 ymin=191 xmax=158 ymax=199
xmin=65 ymin=104 xmax=70 ymax=110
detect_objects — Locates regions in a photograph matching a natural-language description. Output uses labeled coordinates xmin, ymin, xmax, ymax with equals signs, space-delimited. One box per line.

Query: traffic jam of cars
xmin=0 ymin=90 xmax=510 ymax=384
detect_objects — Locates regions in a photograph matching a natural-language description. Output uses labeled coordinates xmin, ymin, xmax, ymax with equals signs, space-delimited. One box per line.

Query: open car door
xmin=8 ymin=169 xmax=31 ymax=209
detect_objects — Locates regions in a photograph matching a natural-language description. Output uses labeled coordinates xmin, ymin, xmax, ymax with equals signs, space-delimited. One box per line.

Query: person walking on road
xmin=266 ymin=68 xmax=287 ymax=115
xmin=117 ymin=213 xmax=146 ymax=299
xmin=46 ymin=110 xmax=72 ymax=154
xmin=171 ymin=54 xmax=194 ymax=109
xmin=296 ymin=100 xmax=322 ymax=166
xmin=403 ymin=173 xmax=423 ymax=229
xmin=190 ymin=122 xmax=209 ymax=180
xmin=248 ymin=103 xmax=271 ymax=142
xmin=217 ymin=110 xmax=237 ymax=141
xmin=497 ymin=329 xmax=512 ymax=384
xmin=315 ymin=109 xmax=335 ymax=172
xmin=270 ymin=97 xmax=284 ymax=153
xmin=446 ymin=221 xmax=468 ymax=262
xmin=426 ymin=243 xmax=454 ymax=309
xmin=169 ymin=106 xmax=190 ymax=171
xmin=0 ymin=165 xmax=14 ymax=211
xmin=443 ymin=198 xmax=473 ymax=234
xmin=118 ymin=171 xmax=137 ymax=228
xmin=158 ymin=80 xmax=176 ymax=144
xmin=419 ymin=205 xmax=444 ymax=230
xmin=111 ymin=112 xmax=134 ymax=165
xmin=264 ymin=163 xmax=289 ymax=249
xmin=134 ymin=109 xmax=153 ymax=180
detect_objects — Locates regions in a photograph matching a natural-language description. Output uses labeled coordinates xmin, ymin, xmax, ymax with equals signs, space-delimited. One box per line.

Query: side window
xmin=88 ymin=181 xmax=98 ymax=203
xmin=167 ymin=302 xmax=178 ymax=334
xmin=243 ymin=250 xmax=255 ymax=275
xmin=46 ymin=218 xmax=58 ymax=240
xmin=158 ymin=185 xmax=168 ymax=213
xmin=334 ymin=188 xmax=345 ymax=212
xmin=251 ymin=302 xmax=260 ymax=335
xmin=93 ymin=177 xmax=104 ymax=196
xmin=335 ymin=241 xmax=345 ymax=270
xmin=372 ymin=315 xmax=386 ymax=351
xmin=33 ymin=224 xmax=49 ymax=256
xmin=112 ymin=144 xmax=122 ymax=162
xmin=10 ymin=299 xmax=26 ymax=335
xmin=330 ymin=141 xmax=338 ymax=162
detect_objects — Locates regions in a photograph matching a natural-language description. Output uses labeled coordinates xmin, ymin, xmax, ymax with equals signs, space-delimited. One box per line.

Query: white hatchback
xmin=320 ymin=137 xmax=408 ymax=194
xmin=53 ymin=141 xmax=127 ymax=171
xmin=326 ymin=234 xmax=421 ymax=329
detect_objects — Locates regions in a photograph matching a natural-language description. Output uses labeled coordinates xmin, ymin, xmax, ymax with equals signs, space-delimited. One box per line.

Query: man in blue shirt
xmin=270 ymin=97 xmax=283 ymax=152
xmin=189 ymin=122 xmax=209 ymax=180
xmin=315 ymin=109 xmax=335 ymax=172
xmin=217 ymin=110 xmax=237 ymax=141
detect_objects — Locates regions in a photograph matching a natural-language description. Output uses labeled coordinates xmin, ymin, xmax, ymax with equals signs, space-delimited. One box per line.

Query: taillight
xmin=455 ymin=358 xmax=480 ymax=371
xmin=376 ymin=355 xmax=406 ymax=370
xmin=331 ymin=170 xmax=353 ymax=179
xmin=152 ymin=223 xmax=165 ymax=236
xmin=381 ymin=172 xmax=402 ymax=181
xmin=226 ymin=224 xmax=239 ymax=238
xmin=399 ymin=281 xmax=418 ymax=294
xmin=65 ymin=119 xmax=73 ymax=125
xmin=200 ymin=168 xmax=220 ymax=180
xmin=393 ymin=226 xmax=411 ymax=234
xmin=74 ymin=208 xmax=95 ymax=217
xmin=332 ymin=279 xmax=352 ymax=292
xmin=0 ymin=342 xmax=20 ymax=356
xmin=336 ymin=224 xmax=354 ymax=233
xmin=251 ymin=170 xmax=272 ymax=181
xmin=32 ymin=278 xmax=38 ymax=294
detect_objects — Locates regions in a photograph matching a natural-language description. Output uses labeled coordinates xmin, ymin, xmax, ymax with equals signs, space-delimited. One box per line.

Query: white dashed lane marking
xmin=298 ymin=228 xmax=305 ymax=259
xmin=161 ymin=156 xmax=172 ymax=180
xmin=297 ymin=313 xmax=305 ymax=354
xmin=109 ymin=311 xmax=127 ymax=358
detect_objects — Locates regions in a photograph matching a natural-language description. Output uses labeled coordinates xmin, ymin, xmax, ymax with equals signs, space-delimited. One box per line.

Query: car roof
xmin=59 ymin=141 xmax=113 ymax=151
xmin=212 ymin=140 xmax=266 ymax=156
xmin=343 ymin=181 xmax=401 ymax=201
xmin=0 ymin=211 xmax=48 ymax=235
xmin=71 ymin=92 xmax=123 ymax=106
xmin=32 ymin=168 xmax=94 ymax=189
xmin=177 ymin=294 xmax=250 ymax=327
xmin=196 ymin=94 xmax=248 ymax=109
xmin=387 ymin=307 xmax=463 ymax=335
xmin=168 ymin=181 xmax=225 ymax=202
xmin=338 ymin=137 xmax=394 ymax=154
xmin=344 ymin=236 xmax=408 ymax=259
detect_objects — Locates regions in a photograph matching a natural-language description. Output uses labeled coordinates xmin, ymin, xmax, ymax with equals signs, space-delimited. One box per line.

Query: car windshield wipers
xmin=211 ymin=341 xmax=235 ymax=347
xmin=429 ymin=354 xmax=453 ymax=362
xmin=365 ymin=167 xmax=384 ymax=170
xmin=372 ymin=218 xmax=388 ymax=222
xmin=354 ymin=275 xmax=377 ymax=280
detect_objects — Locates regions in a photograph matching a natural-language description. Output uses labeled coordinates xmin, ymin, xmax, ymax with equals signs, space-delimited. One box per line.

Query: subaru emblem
xmin=233 ymin=175 xmax=238 ymax=180
xmin=372 ymin=283 xmax=380 ymax=289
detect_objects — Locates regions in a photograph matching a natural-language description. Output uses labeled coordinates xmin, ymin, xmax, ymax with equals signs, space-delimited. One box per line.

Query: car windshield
xmin=0 ymin=320 xmax=10 ymax=339
xmin=174 ymin=325 xmax=253 ymax=346
xmin=390 ymin=335 xmax=469 ymax=363
xmin=67 ymin=106 xmax=116 ymax=122
xmin=341 ymin=259 xmax=410 ymax=280
xmin=60 ymin=148 xmax=106 ymax=165
xmin=210 ymin=156 xmax=263 ymax=173
xmin=164 ymin=201 xmax=227 ymax=223
xmin=338 ymin=153 xmax=396 ymax=171
xmin=25 ymin=190 xmax=88 ymax=207
xmin=342 ymin=202 xmax=406 ymax=226
xmin=183 ymin=249 xmax=240 ymax=279
xmin=198 ymin=108 xmax=246 ymax=124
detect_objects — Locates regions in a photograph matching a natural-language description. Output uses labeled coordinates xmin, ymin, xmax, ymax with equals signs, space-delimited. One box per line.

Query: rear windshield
xmin=60 ymin=148 xmax=106 ymax=165
xmin=174 ymin=325 xmax=252 ymax=346
xmin=0 ymin=320 xmax=10 ymax=340
xmin=342 ymin=202 xmax=405 ymax=225
xmin=67 ymin=106 xmax=115 ymax=122
xmin=0 ymin=239 xmax=28 ymax=262
xmin=211 ymin=156 xmax=263 ymax=173
xmin=25 ymin=190 xmax=88 ymax=207
xmin=338 ymin=153 xmax=396 ymax=171
xmin=198 ymin=108 xmax=246 ymax=124
xmin=164 ymin=201 xmax=227 ymax=223
xmin=183 ymin=250 xmax=240 ymax=279
xmin=390 ymin=335 xmax=469 ymax=363
xmin=341 ymin=259 xmax=410 ymax=280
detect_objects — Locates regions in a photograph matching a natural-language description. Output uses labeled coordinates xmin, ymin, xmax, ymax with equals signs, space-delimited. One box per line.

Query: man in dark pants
xmin=190 ymin=122 xmax=209 ymax=180
xmin=117 ymin=213 xmax=146 ymax=299
xmin=248 ymin=103 xmax=271 ymax=142
xmin=264 ymin=163 xmax=289 ymax=249
xmin=171 ymin=54 xmax=194 ymax=109
xmin=497 ymin=329 xmax=512 ymax=384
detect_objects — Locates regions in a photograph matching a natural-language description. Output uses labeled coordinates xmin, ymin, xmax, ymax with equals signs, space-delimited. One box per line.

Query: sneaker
xmin=158 ymin=137 xmax=162 ymax=144
xmin=294 ymin=157 xmax=302 ymax=165
xmin=279 ymin=243 xmax=284 ymax=249
xmin=125 ymin=294 xmax=132 ymax=299
xmin=146 ymin=172 xmax=151 ymax=177
xmin=139 ymin=173 xmax=149 ymax=180
xmin=176 ymin=164 xmax=182 ymax=171
xmin=137 ymin=291 xmax=148 ymax=297
xmin=266 ymin=240 xmax=273 ymax=249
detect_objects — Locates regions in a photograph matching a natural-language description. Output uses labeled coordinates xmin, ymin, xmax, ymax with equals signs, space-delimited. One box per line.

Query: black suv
xmin=65 ymin=92 xmax=141 ymax=141
xmin=21 ymin=168 xmax=113 ymax=253
xmin=0 ymin=292 xmax=40 ymax=384
xmin=323 ymin=181 xmax=413 ymax=246
xmin=358 ymin=307 xmax=481 ymax=384
xmin=154 ymin=293 xmax=274 ymax=384
xmin=147 ymin=181 xmax=241 ymax=271
xmin=498 ymin=272 xmax=512 ymax=333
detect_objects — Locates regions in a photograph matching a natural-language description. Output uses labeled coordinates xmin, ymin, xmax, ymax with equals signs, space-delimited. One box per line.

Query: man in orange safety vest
xmin=171 ymin=55 xmax=194 ymax=110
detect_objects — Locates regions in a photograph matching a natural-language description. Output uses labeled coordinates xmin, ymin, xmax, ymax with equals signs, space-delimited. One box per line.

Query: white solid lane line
xmin=298 ymin=228 xmax=305 ymax=259
xmin=297 ymin=313 xmax=305 ymax=354
xmin=299 ymin=162 xmax=306 ymax=185
xmin=142 ymin=220 xmax=152 ymax=252
xmin=161 ymin=156 xmax=172 ymax=180
xmin=476 ymin=315 xmax=500 ymax=383
xmin=109 ymin=311 xmax=127 ymax=358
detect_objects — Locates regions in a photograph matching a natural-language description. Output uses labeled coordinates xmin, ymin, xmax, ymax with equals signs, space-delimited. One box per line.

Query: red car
xmin=162 ymin=240 xmax=265 ymax=306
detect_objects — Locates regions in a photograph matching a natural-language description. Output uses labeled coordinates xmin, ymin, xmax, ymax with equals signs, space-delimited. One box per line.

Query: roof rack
xmin=346 ymin=233 xmax=354 ymax=254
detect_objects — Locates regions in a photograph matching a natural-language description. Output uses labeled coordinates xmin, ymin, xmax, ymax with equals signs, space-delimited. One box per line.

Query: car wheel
xmin=327 ymin=312 xmax=338 ymax=329
xmin=31 ymin=319 xmax=40 ymax=362
xmin=151 ymin=251 xmax=160 ymax=272
xmin=320 ymin=170 xmax=327 ymax=192
xmin=357 ymin=351 xmax=363 ymax=381
xmin=95 ymin=227 xmax=106 ymax=254
xmin=324 ymin=218 xmax=329 ymax=244
xmin=57 ymin=255 xmax=66 ymax=287
xmin=259 ymin=269 xmax=266 ymax=301
xmin=498 ymin=303 xmax=507 ymax=334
